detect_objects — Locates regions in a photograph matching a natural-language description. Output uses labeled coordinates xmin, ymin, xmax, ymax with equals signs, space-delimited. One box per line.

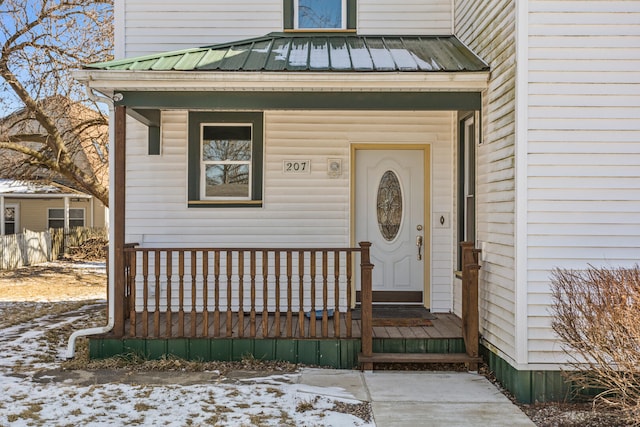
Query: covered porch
xmin=82 ymin=33 xmax=488 ymax=369
xmin=94 ymin=241 xmax=481 ymax=369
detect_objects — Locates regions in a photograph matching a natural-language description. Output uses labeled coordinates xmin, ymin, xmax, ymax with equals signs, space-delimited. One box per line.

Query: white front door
xmin=355 ymin=149 xmax=427 ymax=304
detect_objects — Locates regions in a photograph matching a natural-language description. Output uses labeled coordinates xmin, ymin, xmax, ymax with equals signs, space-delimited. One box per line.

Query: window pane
xmin=4 ymin=207 xmax=15 ymax=222
xmin=4 ymin=207 xmax=16 ymax=234
xmin=49 ymin=208 xmax=64 ymax=220
xmin=298 ymin=0 xmax=342 ymax=29
xmin=70 ymin=209 xmax=84 ymax=219
xmin=49 ymin=220 xmax=64 ymax=229
xmin=205 ymin=164 xmax=250 ymax=198
xmin=70 ymin=219 xmax=85 ymax=228
xmin=202 ymin=126 xmax=252 ymax=161
xmin=376 ymin=170 xmax=403 ymax=241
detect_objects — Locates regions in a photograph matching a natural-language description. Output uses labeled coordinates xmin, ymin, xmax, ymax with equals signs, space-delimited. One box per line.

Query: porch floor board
xmin=125 ymin=312 xmax=462 ymax=340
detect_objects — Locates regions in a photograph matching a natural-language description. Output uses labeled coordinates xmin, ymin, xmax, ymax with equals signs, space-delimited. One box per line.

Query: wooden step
xmin=358 ymin=352 xmax=482 ymax=364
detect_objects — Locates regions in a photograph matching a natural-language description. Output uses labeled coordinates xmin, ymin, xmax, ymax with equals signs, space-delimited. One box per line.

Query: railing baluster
xmin=298 ymin=250 xmax=305 ymax=338
xmin=154 ymin=250 xmax=161 ymax=337
xmin=322 ymin=251 xmax=328 ymax=338
xmin=262 ymin=250 xmax=269 ymax=338
xmin=129 ymin=251 xmax=137 ymax=337
xmin=250 ymin=250 xmax=256 ymax=337
xmin=346 ymin=250 xmax=353 ymax=338
xmin=334 ymin=250 xmax=340 ymax=337
xmin=275 ymin=251 xmax=281 ymax=337
xmin=202 ymin=250 xmax=209 ymax=337
xmin=226 ymin=251 xmax=233 ymax=337
xmin=286 ymin=251 xmax=293 ymax=337
xmin=190 ymin=250 xmax=197 ymax=337
xmin=166 ymin=250 xmax=172 ymax=337
xmin=142 ymin=251 xmax=149 ymax=337
xmin=214 ymin=251 xmax=220 ymax=337
xmin=310 ymin=250 xmax=316 ymax=338
xmin=238 ymin=250 xmax=244 ymax=338
xmin=178 ymin=251 xmax=185 ymax=336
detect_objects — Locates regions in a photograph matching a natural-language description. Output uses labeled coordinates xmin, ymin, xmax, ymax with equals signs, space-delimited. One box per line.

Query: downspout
xmin=66 ymin=85 xmax=117 ymax=358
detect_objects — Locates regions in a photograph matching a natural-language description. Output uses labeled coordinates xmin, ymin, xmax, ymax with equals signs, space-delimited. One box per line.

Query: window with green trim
xmin=457 ymin=114 xmax=476 ymax=270
xmin=188 ymin=112 xmax=263 ymax=207
xmin=284 ymin=0 xmax=356 ymax=30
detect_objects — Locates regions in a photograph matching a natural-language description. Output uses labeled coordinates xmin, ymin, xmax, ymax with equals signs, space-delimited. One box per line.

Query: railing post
xmin=460 ymin=241 xmax=481 ymax=370
xmin=359 ymin=241 xmax=374 ymax=371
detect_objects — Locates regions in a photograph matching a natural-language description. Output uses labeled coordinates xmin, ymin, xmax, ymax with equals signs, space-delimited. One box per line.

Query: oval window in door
xmin=376 ymin=170 xmax=403 ymax=241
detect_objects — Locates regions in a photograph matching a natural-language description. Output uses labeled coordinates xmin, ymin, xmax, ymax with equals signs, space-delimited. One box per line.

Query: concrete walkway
xmin=298 ymin=369 xmax=536 ymax=427
xmin=33 ymin=366 xmax=535 ymax=426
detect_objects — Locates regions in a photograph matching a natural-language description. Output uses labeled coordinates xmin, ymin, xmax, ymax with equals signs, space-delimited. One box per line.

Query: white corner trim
xmin=114 ymin=0 xmax=125 ymax=59
xmin=514 ymin=0 xmax=530 ymax=366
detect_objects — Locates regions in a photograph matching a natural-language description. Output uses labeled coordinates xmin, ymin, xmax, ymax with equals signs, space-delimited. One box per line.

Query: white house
xmin=71 ymin=0 xmax=640 ymax=403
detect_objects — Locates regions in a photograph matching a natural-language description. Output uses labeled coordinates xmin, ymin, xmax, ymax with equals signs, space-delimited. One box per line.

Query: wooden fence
xmin=0 ymin=230 xmax=51 ymax=270
xmin=50 ymin=227 xmax=108 ymax=260
xmin=0 ymin=227 xmax=108 ymax=270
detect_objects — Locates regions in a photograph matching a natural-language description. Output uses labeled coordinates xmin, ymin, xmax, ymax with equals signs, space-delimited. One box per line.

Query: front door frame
xmin=350 ymin=143 xmax=431 ymax=309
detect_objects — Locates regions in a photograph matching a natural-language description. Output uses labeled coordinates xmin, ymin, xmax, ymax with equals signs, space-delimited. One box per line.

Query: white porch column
xmin=90 ymin=197 xmax=95 ymax=227
xmin=64 ymin=196 xmax=70 ymax=233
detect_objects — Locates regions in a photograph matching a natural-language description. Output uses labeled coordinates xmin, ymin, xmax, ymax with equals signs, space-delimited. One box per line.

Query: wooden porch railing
xmin=114 ymin=243 xmax=372 ymax=340
xmin=460 ymin=241 xmax=481 ymax=370
xmin=358 ymin=241 xmax=481 ymax=370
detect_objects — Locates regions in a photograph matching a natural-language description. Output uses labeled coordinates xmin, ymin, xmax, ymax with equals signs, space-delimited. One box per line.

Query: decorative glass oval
xmin=376 ymin=170 xmax=403 ymax=241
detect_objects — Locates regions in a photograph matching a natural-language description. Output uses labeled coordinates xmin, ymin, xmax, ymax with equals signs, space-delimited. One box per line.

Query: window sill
xmin=188 ymin=200 xmax=263 ymax=208
xmin=283 ymin=29 xmax=357 ymax=33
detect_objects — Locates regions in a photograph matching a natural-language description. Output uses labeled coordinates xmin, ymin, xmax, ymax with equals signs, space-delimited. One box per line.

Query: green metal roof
xmin=88 ymin=33 xmax=488 ymax=72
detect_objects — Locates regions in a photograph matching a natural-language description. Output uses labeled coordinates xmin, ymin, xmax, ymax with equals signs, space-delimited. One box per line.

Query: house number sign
xmin=283 ymin=160 xmax=311 ymax=174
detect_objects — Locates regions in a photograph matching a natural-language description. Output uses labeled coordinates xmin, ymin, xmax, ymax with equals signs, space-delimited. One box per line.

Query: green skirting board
xmin=89 ymin=337 xmax=465 ymax=370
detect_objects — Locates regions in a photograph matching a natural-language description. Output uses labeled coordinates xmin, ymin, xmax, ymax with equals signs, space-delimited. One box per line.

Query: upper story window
xmin=284 ymin=0 xmax=356 ymax=31
xmin=297 ymin=0 xmax=345 ymax=29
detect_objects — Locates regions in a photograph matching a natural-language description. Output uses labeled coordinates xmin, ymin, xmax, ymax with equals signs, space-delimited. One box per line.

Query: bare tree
xmin=0 ymin=0 xmax=113 ymax=206
xmin=551 ymin=266 xmax=640 ymax=423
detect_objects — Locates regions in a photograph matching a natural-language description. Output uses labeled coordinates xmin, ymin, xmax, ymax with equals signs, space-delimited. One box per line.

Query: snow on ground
xmin=0 ymin=303 xmax=373 ymax=426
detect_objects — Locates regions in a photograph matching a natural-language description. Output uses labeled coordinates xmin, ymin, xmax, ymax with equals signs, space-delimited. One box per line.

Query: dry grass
xmin=0 ymin=262 xmax=106 ymax=303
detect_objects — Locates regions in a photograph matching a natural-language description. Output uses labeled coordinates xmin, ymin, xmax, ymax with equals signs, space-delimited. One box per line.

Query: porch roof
xmin=0 ymin=179 xmax=91 ymax=198
xmin=87 ymin=33 xmax=488 ymax=73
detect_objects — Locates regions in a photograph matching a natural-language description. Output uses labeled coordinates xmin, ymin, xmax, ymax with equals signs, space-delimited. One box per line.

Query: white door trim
xmin=350 ymin=143 xmax=431 ymax=308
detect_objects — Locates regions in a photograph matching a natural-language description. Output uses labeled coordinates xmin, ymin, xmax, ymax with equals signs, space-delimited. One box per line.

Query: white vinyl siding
xmin=357 ymin=0 xmax=452 ymax=36
xmin=124 ymin=110 xmax=454 ymax=312
xmin=526 ymin=1 xmax=640 ymax=365
xmin=116 ymin=0 xmax=455 ymax=58
xmin=118 ymin=0 xmax=283 ymax=57
xmin=455 ymin=0 xmax=518 ymax=363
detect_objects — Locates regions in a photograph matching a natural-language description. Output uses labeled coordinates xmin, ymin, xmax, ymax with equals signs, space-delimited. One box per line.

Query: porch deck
xmin=123 ymin=311 xmax=463 ymax=340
